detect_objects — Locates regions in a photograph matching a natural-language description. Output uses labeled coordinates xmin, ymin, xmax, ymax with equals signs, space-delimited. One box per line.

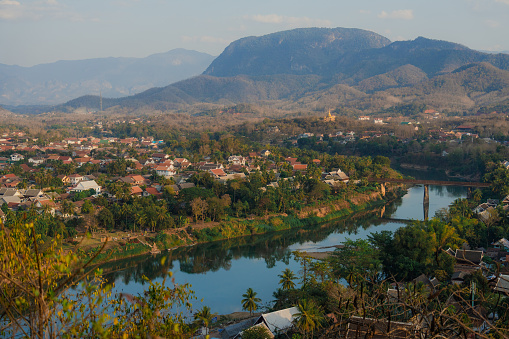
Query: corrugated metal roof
xmin=257 ymin=307 xmax=298 ymax=334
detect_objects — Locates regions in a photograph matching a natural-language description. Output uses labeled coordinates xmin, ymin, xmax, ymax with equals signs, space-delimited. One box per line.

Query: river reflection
xmin=102 ymin=185 xmax=467 ymax=314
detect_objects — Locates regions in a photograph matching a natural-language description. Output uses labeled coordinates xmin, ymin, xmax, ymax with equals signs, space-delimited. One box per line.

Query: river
xmin=101 ymin=184 xmax=467 ymax=315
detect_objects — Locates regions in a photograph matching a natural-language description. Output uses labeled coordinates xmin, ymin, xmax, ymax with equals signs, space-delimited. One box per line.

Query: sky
xmin=1 ymin=0 xmax=509 ymax=67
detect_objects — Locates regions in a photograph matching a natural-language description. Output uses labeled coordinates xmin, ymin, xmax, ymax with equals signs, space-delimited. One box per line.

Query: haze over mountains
xmin=0 ymin=49 xmax=215 ymax=106
xmin=5 ymin=27 xmax=509 ymax=115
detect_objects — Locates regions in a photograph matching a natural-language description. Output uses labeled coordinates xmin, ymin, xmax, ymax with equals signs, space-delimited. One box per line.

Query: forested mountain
xmin=203 ymin=27 xmax=391 ymax=77
xmin=19 ymin=27 xmax=509 ymax=115
xmin=0 ymin=49 xmax=215 ymax=106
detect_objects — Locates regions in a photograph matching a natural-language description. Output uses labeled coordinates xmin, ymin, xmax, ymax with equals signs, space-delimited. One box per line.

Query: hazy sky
xmin=1 ymin=0 xmax=509 ymax=67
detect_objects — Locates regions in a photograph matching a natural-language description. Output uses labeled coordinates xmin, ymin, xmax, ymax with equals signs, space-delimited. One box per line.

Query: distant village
xmin=0 ymin=130 xmax=353 ymax=219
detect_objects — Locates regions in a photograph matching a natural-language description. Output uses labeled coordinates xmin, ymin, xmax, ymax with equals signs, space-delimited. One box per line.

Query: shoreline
xmin=84 ymin=185 xmax=406 ymax=267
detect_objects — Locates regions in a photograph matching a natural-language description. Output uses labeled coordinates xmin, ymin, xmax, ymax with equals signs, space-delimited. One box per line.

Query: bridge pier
xmin=380 ymin=182 xmax=386 ymax=197
xmin=423 ymin=184 xmax=429 ymax=221
xmin=467 ymin=187 xmax=473 ymax=199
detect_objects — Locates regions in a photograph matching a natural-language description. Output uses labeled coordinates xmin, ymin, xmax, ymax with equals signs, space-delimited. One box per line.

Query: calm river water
xmin=101 ymin=184 xmax=467 ymax=315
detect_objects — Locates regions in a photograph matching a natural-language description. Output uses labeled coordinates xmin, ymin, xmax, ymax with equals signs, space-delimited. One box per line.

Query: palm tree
xmin=241 ymin=288 xmax=261 ymax=316
xmin=155 ymin=205 xmax=167 ymax=231
xmin=278 ymin=268 xmax=296 ymax=291
xmin=61 ymin=199 xmax=75 ymax=218
xmin=135 ymin=211 xmax=147 ymax=234
xmin=193 ymin=306 xmax=216 ymax=336
xmin=293 ymin=299 xmax=324 ymax=339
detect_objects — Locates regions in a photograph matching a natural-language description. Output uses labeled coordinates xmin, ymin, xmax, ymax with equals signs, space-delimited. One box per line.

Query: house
xmin=144 ymin=187 xmax=163 ymax=198
xmin=478 ymin=207 xmax=497 ymax=223
xmin=127 ymin=174 xmax=146 ymax=186
xmin=155 ymin=165 xmax=176 ymax=177
xmin=451 ymin=271 xmax=468 ymax=285
xmin=285 ymin=157 xmax=298 ymax=165
xmin=494 ymin=274 xmax=509 ymax=293
xmin=56 ymin=175 xmax=70 ymax=185
xmin=20 ymin=164 xmax=36 ymax=173
xmin=68 ymin=174 xmax=85 ymax=185
xmin=209 ymin=168 xmax=227 ymax=179
xmin=228 ymin=155 xmax=246 ymax=166
xmin=118 ymin=176 xmax=136 ymax=185
xmin=473 ymin=203 xmax=490 ymax=214
xmin=152 ymin=153 xmax=169 ymax=161
xmin=455 ymin=249 xmax=483 ymax=265
xmin=21 ymin=189 xmax=44 ymax=199
xmin=198 ymin=162 xmax=223 ymax=171
xmin=292 ymin=163 xmax=308 ymax=172
xmin=0 ymin=195 xmax=21 ymax=206
xmin=221 ymin=318 xmax=257 ymax=339
xmin=10 ymin=153 xmax=24 ymax=162
xmin=0 ymin=187 xmax=21 ymax=197
xmin=74 ymin=157 xmax=91 ymax=167
xmin=252 ymin=307 xmax=298 ymax=336
xmin=70 ymin=180 xmax=101 ymax=194
xmin=58 ymin=156 xmax=73 ymax=162
xmin=173 ymin=158 xmax=191 ymax=168
xmin=493 ymin=238 xmax=509 ymax=250
xmin=28 ymin=157 xmax=45 ymax=165
xmin=130 ymin=186 xmax=143 ymax=197
xmin=33 ymin=198 xmax=57 ymax=215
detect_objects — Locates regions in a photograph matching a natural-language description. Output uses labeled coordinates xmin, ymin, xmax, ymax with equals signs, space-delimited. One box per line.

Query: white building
xmin=70 ymin=180 xmax=101 ymax=194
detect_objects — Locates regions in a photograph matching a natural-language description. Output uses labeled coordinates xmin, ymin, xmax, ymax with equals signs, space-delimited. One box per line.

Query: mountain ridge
xmin=0 ymin=49 xmax=215 ymax=106
xmin=9 ymin=27 xmax=509 ymax=115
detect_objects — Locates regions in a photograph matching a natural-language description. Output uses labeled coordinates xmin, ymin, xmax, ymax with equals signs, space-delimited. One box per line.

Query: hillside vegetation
xmin=15 ymin=27 xmax=509 ymax=116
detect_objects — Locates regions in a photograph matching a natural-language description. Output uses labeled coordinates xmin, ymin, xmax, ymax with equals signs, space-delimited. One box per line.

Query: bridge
xmin=370 ymin=178 xmax=490 ymax=220
xmin=367 ymin=178 xmax=490 ymax=187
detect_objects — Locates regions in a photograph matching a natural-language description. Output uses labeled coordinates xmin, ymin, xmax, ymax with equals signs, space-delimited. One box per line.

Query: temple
xmin=324 ymin=109 xmax=336 ymax=122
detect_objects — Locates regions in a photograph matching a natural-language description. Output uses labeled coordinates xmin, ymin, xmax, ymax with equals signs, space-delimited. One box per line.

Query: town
xmin=1 ymin=110 xmax=509 ymax=337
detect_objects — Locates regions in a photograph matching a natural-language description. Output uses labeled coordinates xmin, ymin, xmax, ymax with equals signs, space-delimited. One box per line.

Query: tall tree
xmin=278 ymin=268 xmax=296 ymax=291
xmin=293 ymin=299 xmax=324 ymax=339
xmin=241 ymin=288 xmax=261 ymax=316
xmin=193 ymin=306 xmax=216 ymax=336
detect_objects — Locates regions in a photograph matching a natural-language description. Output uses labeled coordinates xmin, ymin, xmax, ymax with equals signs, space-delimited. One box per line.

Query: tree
xmin=242 ymin=288 xmax=261 ymax=316
xmin=193 ymin=306 xmax=216 ymax=336
xmin=242 ymin=325 xmax=273 ymax=339
xmin=484 ymin=165 xmax=509 ymax=199
xmin=293 ymin=299 xmax=324 ymax=339
xmin=97 ymin=208 xmax=114 ymax=230
xmin=135 ymin=210 xmax=147 ymax=233
xmin=81 ymin=200 xmax=94 ymax=214
xmin=0 ymin=219 xmax=121 ymax=338
xmin=328 ymin=239 xmax=381 ymax=284
xmin=278 ymin=268 xmax=296 ymax=291
xmin=190 ymin=197 xmax=208 ymax=222
xmin=60 ymin=199 xmax=75 ymax=217
xmin=424 ymin=219 xmax=464 ymax=268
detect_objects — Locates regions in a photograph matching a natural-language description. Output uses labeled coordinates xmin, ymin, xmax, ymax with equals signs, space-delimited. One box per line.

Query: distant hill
xmin=204 ymin=27 xmax=391 ymax=77
xmin=356 ymin=64 xmax=428 ymax=92
xmin=0 ymin=49 xmax=215 ymax=106
xmin=20 ymin=27 xmax=509 ymax=115
xmin=385 ymin=62 xmax=509 ymax=111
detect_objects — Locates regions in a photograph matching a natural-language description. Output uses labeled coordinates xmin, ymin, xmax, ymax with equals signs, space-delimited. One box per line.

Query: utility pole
xmin=100 ymin=90 xmax=103 ymax=111
xmin=471 ymin=281 xmax=476 ymax=307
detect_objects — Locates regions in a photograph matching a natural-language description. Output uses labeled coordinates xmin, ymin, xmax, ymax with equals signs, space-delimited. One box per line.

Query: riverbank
xmin=79 ymin=185 xmax=406 ymax=265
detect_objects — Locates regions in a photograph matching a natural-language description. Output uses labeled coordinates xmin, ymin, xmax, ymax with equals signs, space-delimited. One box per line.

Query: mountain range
xmin=5 ymin=27 xmax=509 ymax=115
xmin=0 ymin=49 xmax=215 ymax=106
